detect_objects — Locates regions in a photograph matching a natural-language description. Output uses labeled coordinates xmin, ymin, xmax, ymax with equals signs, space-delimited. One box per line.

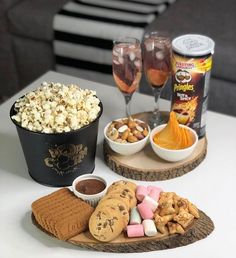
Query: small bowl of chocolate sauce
xmin=72 ymin=174 xmax=107 ymax=207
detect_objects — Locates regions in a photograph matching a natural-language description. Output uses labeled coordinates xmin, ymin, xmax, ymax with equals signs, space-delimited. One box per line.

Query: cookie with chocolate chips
xmin=89 ymin=206 xmax=124 ymax=242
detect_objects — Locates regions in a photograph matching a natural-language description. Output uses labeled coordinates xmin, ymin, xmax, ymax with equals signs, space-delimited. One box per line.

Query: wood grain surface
xmin=103 ymin=111 xmax=207 ymax=181
xmin=32 ymin=210 xmax=214 ymax=253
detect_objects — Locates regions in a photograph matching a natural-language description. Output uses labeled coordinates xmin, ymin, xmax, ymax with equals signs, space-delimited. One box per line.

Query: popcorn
xmin=11 ymin=82 xmax=101 ymax=133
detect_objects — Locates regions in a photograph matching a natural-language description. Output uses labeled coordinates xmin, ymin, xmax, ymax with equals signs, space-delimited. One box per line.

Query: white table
xmin=1 ymin=71 xmax=236 ymax=258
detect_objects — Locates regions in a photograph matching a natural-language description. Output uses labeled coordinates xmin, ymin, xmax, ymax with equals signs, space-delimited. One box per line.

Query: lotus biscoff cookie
xmin=32 ymin=188 xmax=94 ymax=240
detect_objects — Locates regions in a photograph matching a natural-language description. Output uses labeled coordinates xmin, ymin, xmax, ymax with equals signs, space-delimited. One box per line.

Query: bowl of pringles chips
xmin=104 ymin=111 xmax=198 ymax=162
xmin=10 ymin=82 xmax=103 ymax=186
xmin=32 ymin=178 xmax=200 ymax=242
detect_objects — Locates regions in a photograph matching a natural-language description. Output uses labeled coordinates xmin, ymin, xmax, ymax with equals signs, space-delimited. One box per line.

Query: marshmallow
xmin=137 ymin=202 xmax=154 ymax=220
xmin=142 ymin=195 xmax=158 ymax=212
xmin=147 ymin=186 xmax=163 ymax=201
xmin=127 ymin=224 xmax=144 ymax=238
xmin=142 ymin=219 xmax=158 ymax=237
xmin=136 ymin=185 xmax=148 ymax=202
xmin=129 ymin=207 xmax=142 ymax=225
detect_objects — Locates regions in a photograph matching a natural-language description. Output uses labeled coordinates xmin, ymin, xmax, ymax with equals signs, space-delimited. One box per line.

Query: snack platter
xmin=10 ymin=80 xmax=213 ymax=253
xmin=31 ymin=180 xmax=214 ymax=253
xmin=104 ymin=112 xmax=207 ymax=181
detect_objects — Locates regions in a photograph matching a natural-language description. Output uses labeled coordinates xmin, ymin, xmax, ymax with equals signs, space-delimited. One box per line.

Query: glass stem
xmin=124 ymin=93 xmax=132 ymax=118
xmin=153 ymin=87 xmax=162 ymax=116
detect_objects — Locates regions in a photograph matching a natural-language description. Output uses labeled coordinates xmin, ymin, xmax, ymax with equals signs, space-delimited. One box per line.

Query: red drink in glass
xmin=144 ymin=36 xmax=171 ymax=88
xmin=112 ymin=38 xmax=142 ymax=117
xmin=143 ymin=32 xmax=172 ymax=127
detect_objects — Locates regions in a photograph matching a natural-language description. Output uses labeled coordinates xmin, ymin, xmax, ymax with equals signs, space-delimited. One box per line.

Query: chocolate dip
xmin=75 ymin=179 xmax=106 ymax=195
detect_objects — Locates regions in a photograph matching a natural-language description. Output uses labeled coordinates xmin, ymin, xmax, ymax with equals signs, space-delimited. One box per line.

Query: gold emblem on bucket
xmin=44 ymin=144 xmax=88 ymax=175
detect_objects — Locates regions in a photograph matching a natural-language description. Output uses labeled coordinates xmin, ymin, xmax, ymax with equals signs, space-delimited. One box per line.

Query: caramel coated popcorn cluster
xmin=11 ymin=82 xmax=101 ymax=133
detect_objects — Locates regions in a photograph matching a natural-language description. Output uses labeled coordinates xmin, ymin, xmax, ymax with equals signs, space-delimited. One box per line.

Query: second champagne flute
xmin=143 ymin=31 xmax=172 ymax=128
xmin=112 ymin=37 xmax=142 ymax=118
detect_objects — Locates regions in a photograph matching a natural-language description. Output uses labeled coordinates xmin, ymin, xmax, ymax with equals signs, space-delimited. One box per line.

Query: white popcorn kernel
xmin=44 ymin=90 xmax=52 ymax=99
xmin=44 ymin=115 xmax=52 ymax=124
xmin=21 ymin=120 xmax=29 ymax=128
xmin=88 ymin=111 xmax=97 ymax=121
xmin=85 ymin=97 xmax=94 ymax=111
xmin=42 ymin=103 xmax=50 ymax=110
xmin=41 ymin=81 xmax=48 ymax=87
xmin=55 ymin=127 xmax=63 ymax=133
xmin=21 ymin=112 xmax=28 ymax=120
xmin=42 ymin=127 xmax=52 ymax=133
xmin=64 ymin=126 xmax=70 ymax=132
xmin=69 ymin=99 xmax=76 ymax=106
xmin=11 ymin=81 xmax=100 ymax=133
xmin=56 ymin=105 xmax=65 ymax=113
xmin=50 ymin=101 xmax=57 ymax=108
xmin=55 ymin=114 xmax=65 ymax=125
xmin=44 ymin=110 xmax=52 ymax=116
xmin=34 ymin=112 xmax=41 ymax=120
xmin=70 ymin=117 xmax=78 ymax=129
xmin=12 ymin=115 xmax=21 ymax=123
xmin=14 ymin=102 xmax=21 ymax=108
xmin=36 ymin=125 xmax=42 ymax=132
xmin=27 ymin=123 xmax=33 ymax=131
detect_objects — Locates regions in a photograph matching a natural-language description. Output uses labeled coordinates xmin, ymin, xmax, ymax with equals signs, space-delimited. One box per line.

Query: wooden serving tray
xmin=32 ymin=210 xmax=214 ymax=253
xmin=104 ymin=112 xmax=207 ymax=181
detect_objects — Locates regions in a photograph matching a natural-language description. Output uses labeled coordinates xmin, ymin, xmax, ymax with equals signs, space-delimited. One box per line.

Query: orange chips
xmin=153 ymin=112 xmax=194 ymax=150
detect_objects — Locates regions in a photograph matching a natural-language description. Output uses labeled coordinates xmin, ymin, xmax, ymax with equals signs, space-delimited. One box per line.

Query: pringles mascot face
xmin=175 ymin=69 xmax=192 ymax=84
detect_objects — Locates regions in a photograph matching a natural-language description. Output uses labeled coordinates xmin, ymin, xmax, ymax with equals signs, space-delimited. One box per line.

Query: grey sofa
xmin=1 ymin=0 xmax=236 ymax=116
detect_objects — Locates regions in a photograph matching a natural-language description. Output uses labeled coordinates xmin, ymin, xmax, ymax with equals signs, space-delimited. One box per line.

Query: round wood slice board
xmin=103 ymin=112 xmax=207 ymax=181
xmin=32 ymin=210 xmax=214 ymax=253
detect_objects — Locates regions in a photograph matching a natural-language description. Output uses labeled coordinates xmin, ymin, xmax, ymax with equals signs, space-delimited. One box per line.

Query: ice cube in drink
xmin=112 ymin=43 xmax=142 ymax=94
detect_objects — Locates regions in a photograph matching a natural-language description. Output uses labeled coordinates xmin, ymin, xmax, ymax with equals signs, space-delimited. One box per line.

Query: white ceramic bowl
xmin=150 ymin=124 xmax=198 ymax=162
xmin=104 ymin=118 xmax=150 ymax=156
xmin=72 ymin=174 xmax=108 ymax=207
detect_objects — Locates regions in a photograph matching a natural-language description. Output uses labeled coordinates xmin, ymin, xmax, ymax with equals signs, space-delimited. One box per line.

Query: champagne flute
xmin=112 ymin=37 xmax=142 ymax=118
xmin=143 ymin=31 xmax=172 ymax=128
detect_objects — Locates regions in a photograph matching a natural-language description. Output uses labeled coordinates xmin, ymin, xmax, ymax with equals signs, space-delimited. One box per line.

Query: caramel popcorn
xmin=11 ymin=82 xmax=101 ymax=133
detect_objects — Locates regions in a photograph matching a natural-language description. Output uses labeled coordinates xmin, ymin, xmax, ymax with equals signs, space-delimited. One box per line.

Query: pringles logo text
xmin=174 ymin=83 xmax=195 ymax=92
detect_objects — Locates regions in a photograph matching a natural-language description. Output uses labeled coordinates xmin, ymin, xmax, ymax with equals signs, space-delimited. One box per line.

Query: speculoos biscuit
xmin=32 ymin=188 xmax=94 ymax=240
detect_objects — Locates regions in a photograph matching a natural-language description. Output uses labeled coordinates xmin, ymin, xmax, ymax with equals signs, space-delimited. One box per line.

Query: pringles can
xmin=171 ymin=34 xmax=215 ymax=138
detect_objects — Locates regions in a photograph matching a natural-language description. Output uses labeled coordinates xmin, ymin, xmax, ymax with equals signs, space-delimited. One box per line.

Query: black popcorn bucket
xmin=10 ymin=102 xmax=103 ymax=187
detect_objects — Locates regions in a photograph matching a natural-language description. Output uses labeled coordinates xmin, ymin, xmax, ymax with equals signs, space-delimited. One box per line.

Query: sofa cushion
xmin=1 ymin=0 xmax=21 ymax=9
xmin=12 ymin=35 xmax=55 ymax=87
xmin=7 ymin=0 xmax=69 ymax=41
xmin=146 ymin=0 xmax=236 ymax=82
xmin=206 ymin=78 xmax=236 ymax=116
xmin=0 ymin=32 xmax=19 ymax=96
